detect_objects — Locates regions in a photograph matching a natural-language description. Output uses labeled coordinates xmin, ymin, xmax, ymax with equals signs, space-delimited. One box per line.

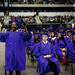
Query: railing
xmin=7 ymin=0 xmax=75 ymax=4
xmin=9 ymin=4 xmax=73 ymax=8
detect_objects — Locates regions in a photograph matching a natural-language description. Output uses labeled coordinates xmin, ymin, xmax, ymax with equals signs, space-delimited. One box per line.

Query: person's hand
xmin=44 ymin=55 xmax=52 ymax=58
xmin=61 ymin=48 xmax=67 ymax=52
xmin=62 ymin=52 xmax=66 ymax=56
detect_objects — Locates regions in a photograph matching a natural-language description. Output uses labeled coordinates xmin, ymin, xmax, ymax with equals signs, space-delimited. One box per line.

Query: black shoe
xmin=9 ymin=71 xmax=13 ymax=75
xmin=40 ymin=74 xmax=45 ymax=75
xmin=16 ymin=71 xmax=21 ymax=75
xmin=5 ymin=70 xmax=6 ymax=75
xmin=54 ymin=72 xmax=59 ymax=75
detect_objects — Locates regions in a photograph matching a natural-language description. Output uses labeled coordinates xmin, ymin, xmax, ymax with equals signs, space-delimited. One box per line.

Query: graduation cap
xmin=72 ymin=32 xmax=75 ymax=36
xmin=48 ymin=26 xmax=54 ymax=32
xmin=66 ymin=26 xmax=72 ymax=31
xmin=42 ymin=28 xmax=47 ymax=32
xmin=42 ymin=32 xmax=48 ymax=36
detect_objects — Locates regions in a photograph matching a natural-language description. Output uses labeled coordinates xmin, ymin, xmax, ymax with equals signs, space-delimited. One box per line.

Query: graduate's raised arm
xmin=21 ymin=26 xmax=32 ymax=41
xmin=25 ymin=31 xmax=32 ymax=41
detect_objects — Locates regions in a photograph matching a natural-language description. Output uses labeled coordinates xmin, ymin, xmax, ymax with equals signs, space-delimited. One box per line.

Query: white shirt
xmin=42 ymin=40 xmax=48 ymax=44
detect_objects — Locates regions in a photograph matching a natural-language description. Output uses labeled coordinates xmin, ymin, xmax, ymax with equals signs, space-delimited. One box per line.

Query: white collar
xmin=51 ymin=37 xmax=56 ymax=40
xmin=42 ymin=40 xmax=48 ymax=44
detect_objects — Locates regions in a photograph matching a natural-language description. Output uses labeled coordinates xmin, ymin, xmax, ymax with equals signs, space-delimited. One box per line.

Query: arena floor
xmin=0 ymin=42 xmax=75 ymax=75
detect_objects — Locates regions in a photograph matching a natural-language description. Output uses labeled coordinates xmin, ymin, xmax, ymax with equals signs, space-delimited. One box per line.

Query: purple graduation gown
xmin=54 ymin=38 xmax=68 ymax=63
xmin=53 ymin=38 xmax=63 ymax=59
xmin=34 ymin=41 xmax=60 ymax=75
xmin=0 ymin=31 xmax=32 ymax=71
xmin=65 ymin=37 xmax=75 ymax=61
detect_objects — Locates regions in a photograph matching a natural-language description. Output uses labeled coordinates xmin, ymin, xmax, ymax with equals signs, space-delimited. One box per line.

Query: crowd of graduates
xmin=25 ymin=25 xmax=75 ymax=75
xmin=0 ymin=1 xmax=75 ymax=75
xmin=0 ymin=19 xmax=75 ymax=75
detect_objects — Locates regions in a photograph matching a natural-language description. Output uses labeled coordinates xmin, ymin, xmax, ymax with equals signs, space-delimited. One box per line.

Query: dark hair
xmin=58 ymin=35 xmax=67 ymax=46
xmin=34 ymin=35 xmax=40 ymax=43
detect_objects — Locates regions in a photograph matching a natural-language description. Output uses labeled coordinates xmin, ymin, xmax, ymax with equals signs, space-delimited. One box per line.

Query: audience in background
xmin=9 ymin=0 xmax=74 ymax=4
xmin=0 ymin=15 xmax=74 ymax=31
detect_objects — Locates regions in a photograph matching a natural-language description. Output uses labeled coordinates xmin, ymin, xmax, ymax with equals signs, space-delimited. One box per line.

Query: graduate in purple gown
xmin=33 ymin=33 xmax=60 ymax=75
xmin=48 ymin=31 xmax=57 ymax=45
xmin=54 ymin=34 xmax=67 ymax=64
xmin=0 ymin=22 xmax=32 ymax=75
xmin=26 ymin=31 xmax=35 ymax=60
xmin=10 ymin=16 xmax=24 ymax=29
xmin=65 ymin=34 xmax=75 ymax=61
xmin=30 ymin=33 xmax=41 ymax=63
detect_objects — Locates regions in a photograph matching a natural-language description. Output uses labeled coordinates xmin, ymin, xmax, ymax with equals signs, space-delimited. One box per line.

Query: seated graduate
xmin=65 ymin=33 xmax=75 ymax=61
xmin=27 ymin=32 xmax=41 ymax=62
xmin=0 ymin=22 xmax=32 ymax=75
xmin=65 ymin=30 xmax=72 ymax=39
xmin=33 ymin=33 xmax=60 ymax=75
xmin=54 ymin=33 xmax=67 ymax=64
xmin=26 ymin=31 xmax=34 ymax=58
xmin=48 ymin=31 xmax=57 ymax=45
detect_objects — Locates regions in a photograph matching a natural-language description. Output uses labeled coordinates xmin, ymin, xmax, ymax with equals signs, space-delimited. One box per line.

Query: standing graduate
xmin=33 ymin=33 xmax=60 ymax=75
xmin=0 ymin=22 xmax=32 ymax=75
